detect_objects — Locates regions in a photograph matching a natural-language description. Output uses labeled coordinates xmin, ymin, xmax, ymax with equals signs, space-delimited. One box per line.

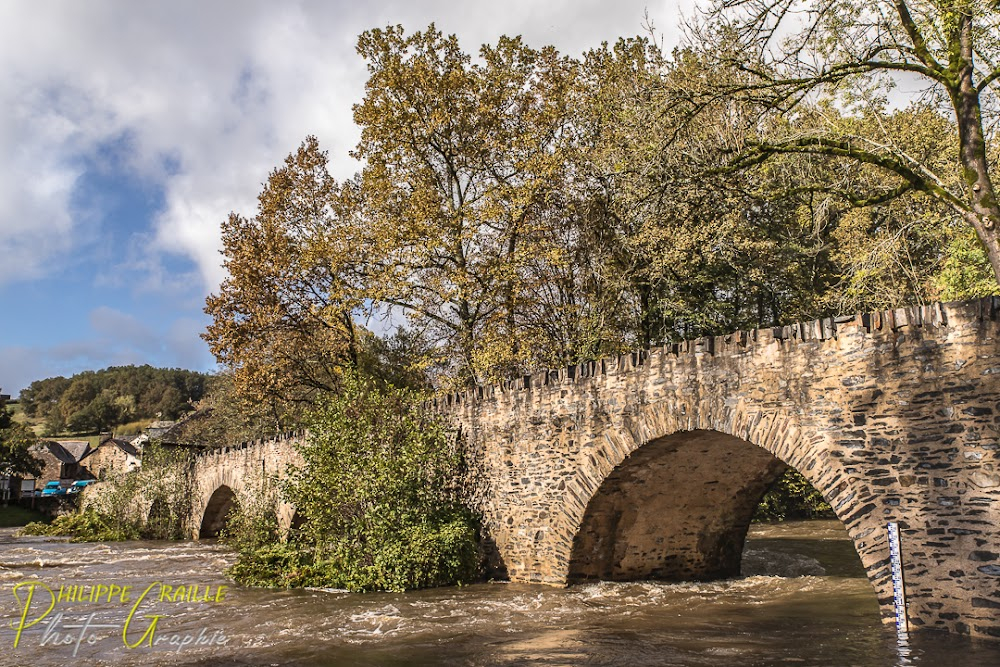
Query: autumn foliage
xmin=205 ymin=21 xmax=1000 ymax=410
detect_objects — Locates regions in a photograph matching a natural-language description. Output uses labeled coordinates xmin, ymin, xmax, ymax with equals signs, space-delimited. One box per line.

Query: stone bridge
xmin=186 ymin=432 xmax=304 ymax=539
xmin=180 ymin=298 xmax=1000 ymax=639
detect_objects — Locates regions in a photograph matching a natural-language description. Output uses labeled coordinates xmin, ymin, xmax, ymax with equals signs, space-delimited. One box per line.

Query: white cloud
xmin=0 ymin=0 xmax=696 ymax=292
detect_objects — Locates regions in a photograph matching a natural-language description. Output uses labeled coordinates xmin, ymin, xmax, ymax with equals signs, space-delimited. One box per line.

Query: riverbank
xmin=0 ymin=504 xmax=49 ymax=527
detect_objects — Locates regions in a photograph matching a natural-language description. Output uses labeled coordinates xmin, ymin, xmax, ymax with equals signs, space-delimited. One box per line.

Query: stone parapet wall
xmin=189 ymin=433 xmax=305 ymax=537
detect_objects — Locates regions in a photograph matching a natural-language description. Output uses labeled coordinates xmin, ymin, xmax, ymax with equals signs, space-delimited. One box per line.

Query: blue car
xmin=40 ymin=481 xmax=67 ymax=496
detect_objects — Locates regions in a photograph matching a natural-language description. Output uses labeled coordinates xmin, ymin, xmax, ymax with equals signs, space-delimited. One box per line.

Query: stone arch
xmin=560 ymin=401 xmax=887 ymax=617
xmin=199 ymin=485 xmax=238 ymax=538
xmin=568 ymin=429 xmax=787 ymax=581
xmin=145 ymin=497 xmax=181 ymax=540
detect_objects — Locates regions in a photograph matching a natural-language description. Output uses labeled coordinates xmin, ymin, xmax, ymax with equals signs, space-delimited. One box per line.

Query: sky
xmin=0 ymin=0 xmax=697 ymax=396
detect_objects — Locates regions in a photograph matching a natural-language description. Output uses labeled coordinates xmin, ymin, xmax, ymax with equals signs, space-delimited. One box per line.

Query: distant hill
xmin=18 ymin=366 xmax=210 ymax=436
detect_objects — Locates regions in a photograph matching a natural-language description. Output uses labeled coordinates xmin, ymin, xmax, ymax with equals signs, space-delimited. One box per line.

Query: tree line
xmin=19 ymin=366 xmax=210 ymax=435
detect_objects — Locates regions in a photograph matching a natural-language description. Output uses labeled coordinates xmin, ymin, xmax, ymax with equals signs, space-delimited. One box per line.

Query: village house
xmin=82 ymin=434 xmax=141 ymax=480
xmin=23 ymin=440 xmax=94 ymax=489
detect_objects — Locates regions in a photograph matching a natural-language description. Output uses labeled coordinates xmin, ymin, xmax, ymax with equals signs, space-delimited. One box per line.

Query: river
xmin=2 ymin=520 xmax=998 ymax=666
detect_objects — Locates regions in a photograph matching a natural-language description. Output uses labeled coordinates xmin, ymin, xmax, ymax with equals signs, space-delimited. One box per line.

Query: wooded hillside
xmin=18 ymin=366 xmax=209 ymax=435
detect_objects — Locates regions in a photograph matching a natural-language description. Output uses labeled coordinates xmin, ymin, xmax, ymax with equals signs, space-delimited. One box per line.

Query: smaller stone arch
xmin=145 ymin=497 xmax=183 ymax=540
xmin=287 ymin=509 xmax=308 ymax=537
xmin=199 ymin=485 xmax=238 ymax=538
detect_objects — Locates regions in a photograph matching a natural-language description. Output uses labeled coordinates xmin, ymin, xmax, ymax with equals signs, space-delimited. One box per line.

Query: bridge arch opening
xmin=567 ymin=429 xmax=855 ymax=583
xmin=290 ymin=510 xmax=307 ymax=532
xmin=146 ymin=497 xmax=182 ymax=540
xmin=199 ymin=485 xmax=237 ymax=539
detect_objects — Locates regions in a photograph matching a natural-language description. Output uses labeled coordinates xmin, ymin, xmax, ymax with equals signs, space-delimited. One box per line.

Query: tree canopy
xmin=681 ymin=0 xmax=1000 ymax=278
xmin=19 ymin=366 xmax=209 ymax=435
xmin=0 ymin=392 xmax=40 ymax=478
xmin=205 ymin=23 xmax=999 ymax=405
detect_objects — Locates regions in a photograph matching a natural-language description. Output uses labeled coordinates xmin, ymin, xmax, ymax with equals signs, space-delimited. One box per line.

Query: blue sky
xmin=0 ymin=0 xmax=693 ymax=396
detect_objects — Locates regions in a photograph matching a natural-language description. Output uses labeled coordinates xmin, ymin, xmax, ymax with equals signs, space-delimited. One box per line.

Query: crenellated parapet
xmin=433 ymin=298 xmax=1000 ymax=410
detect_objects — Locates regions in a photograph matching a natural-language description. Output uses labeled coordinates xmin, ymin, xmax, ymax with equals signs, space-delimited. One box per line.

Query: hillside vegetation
xmin=18 ymin=366 xmax=210 ymax=436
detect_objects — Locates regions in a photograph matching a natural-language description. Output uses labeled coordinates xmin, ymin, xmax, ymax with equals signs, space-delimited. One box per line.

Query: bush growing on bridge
xmin=226 ymin=370 xmax=480 ymax=591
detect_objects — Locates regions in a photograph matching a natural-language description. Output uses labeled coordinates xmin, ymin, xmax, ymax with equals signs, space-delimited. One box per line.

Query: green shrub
xmin=227 ymin=370 xmax=481 ymax=591
xmin=20 ymin=508 xmax=141 ymax=542
xmin=754 ymin=467 xmax=834 ymax=522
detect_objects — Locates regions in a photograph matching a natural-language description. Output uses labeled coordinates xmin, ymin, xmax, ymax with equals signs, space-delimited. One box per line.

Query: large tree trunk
xmin=952 ymin=13 xmax=1000 ymax=282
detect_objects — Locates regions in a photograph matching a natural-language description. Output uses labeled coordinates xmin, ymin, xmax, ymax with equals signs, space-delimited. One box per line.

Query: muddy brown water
xmin=2 ymin=521 xmax=998 ymax=666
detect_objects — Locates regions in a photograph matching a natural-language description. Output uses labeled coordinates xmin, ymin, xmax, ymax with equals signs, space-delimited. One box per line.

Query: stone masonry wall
xmin=440 ymin=298 xmax=1000 ymax=639
xmin=188 ymin=432 xmax=305 ymax=538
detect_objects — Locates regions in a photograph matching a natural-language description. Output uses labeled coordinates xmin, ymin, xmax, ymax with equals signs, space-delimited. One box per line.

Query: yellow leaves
xmin=346 ymin=25 xmax=596 ymax=384
xmin=204 ymin=138 xmax=361 ymax=408
xmin=213 ymin=20 xmax=997 ymax=402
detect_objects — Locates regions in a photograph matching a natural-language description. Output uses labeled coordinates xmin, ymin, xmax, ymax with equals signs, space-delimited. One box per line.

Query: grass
xmin=0 ymin=505 xmax=51 ymax=528
xmin=8 ymin=401 xmax=48 ymax=436
xmin=114 ymin=419 xmax=150 ymax=436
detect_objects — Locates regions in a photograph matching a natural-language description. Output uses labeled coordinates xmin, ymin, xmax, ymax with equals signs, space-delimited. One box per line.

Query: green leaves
xmin=228 ymin=370 xmax=480 ymax=592
xmin=754 ymin=468 xmax=834 ymax=522
xmin=0 ymin=393 xmax=40 ymax=478
xmin=19 ymin=366 xmax=208 ymax=437
xmin=692 ymin=0 xmax=1000 ymax=280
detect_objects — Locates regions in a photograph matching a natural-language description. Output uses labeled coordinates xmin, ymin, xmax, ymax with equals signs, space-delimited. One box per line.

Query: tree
xmin=753 ymin=102 xmax=997 ymax=312
xmin=0 ymin=392 xmax=41 ymax=478
xmin=572 ymin=38 xmax=841 ymax=340
xmin=209 ymin=23 xmax=998 ymax=401
xmin=19 ymin=376 xmax=70 ymax=418
xmin=687 ymin=0 xmax=1000 ymax=281
xmin=352 ymin=25 xmax=582 ymax=386
xmin=204 ymin=137 xmax=362 ymax=417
